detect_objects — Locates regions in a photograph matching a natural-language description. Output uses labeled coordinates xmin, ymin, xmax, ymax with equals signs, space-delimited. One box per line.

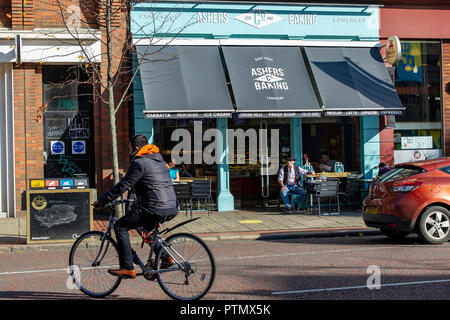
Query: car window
xmin=439 ymin=166 xmax=450 ymax=175
xmin=380 ymin=167 xmax=424 ymax=182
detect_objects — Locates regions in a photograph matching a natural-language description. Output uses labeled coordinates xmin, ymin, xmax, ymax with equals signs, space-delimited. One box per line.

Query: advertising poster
xmin=397 ymin=41 xmax=423 ymax=83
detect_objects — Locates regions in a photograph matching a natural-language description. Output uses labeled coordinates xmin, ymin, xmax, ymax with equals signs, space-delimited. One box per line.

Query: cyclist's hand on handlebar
xmin=92 ymin=200 xmax=103 ymax=210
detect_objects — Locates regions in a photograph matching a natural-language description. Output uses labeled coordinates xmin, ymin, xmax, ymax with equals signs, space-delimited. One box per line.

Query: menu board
xmin=27 ymin=189 xmax=93 ymax=243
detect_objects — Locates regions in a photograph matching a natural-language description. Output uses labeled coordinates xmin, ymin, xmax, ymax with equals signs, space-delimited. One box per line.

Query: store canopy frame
xmin=303 ymin=46 xmax=405 ymax=117
xmin=221 ymin=45 xmax=322 ymax=119
xmin=135 ymin=45 xmax=234 ymax=119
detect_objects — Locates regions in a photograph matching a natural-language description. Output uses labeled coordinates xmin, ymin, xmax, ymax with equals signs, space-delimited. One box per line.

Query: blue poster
xmin=396 ymin=42 xmax=423 ymax=83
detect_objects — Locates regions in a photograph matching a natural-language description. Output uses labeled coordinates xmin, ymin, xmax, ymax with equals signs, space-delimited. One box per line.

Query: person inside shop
xmin=377 ymin=162 xmax=393 ymax=176
xmin=278 ymin=155 xmax=315 ymax=213
xmin=319 ymin=153 xmax=337 ymax=172
xmin=93 ymin=134 xmax=178 ymax=279
xmin=168 ymin=158 xmax=180 ymax=183
xmin=180 ymin=163 xmax=196 ymax=177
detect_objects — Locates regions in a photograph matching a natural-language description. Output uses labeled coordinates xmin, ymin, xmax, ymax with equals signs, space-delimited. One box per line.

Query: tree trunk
xmin=106 ymin=0 xmax=123 ymax=217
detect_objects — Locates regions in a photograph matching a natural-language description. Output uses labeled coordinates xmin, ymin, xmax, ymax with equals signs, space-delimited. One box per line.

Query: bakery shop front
xmin=131 ymin=2 xmax=404 ymax=211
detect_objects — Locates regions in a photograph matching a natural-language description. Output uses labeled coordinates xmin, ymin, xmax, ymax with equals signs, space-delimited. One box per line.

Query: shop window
xmin=42 ymin=65 xmax=94 ymax=184
xmin=0 ymin=0 xmax=11 ymax=29
xmin=302 ymin=118 xmax=353 ymax=172
xmin=153 ymin=119 xmax=218 ymax=178
xmin=393 ymin=41 xmax=442 ymax=158
xmin=227 ymin=117 xmax=288 ymax=208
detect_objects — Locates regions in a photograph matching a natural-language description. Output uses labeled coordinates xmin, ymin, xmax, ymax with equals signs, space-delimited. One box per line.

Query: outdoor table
xmin=307 ymin=172 xmax=350 ymax=179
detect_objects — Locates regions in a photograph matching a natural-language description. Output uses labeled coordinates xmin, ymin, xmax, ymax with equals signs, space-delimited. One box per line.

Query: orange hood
xmin=136 ymin=144 xmax=160 ymax=157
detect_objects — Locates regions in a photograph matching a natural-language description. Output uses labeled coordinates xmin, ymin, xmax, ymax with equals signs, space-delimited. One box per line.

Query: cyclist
xmin=93 ymin=134 xmax=178 ymax=279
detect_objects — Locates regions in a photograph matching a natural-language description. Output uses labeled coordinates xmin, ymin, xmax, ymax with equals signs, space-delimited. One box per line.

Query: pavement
xmin=0 ymin=207 xmax=380 ymax=253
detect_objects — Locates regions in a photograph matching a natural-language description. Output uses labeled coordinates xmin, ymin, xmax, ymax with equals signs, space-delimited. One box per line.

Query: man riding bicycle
xmin=93 ymin=134 xmax=178 ymax=279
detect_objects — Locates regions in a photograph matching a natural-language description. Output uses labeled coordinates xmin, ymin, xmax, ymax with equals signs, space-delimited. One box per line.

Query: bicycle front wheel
xmin=156 ymin=233 xmax=216 ymax=300
xmin=69 ymin=231 xmax=122 ymax=298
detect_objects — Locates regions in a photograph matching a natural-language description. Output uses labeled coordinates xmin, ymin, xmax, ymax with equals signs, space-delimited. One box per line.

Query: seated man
xmin=319 ymin=153 xmax=337 ymax=172
xmin=278 ymin=155 xmax=315 ymax=213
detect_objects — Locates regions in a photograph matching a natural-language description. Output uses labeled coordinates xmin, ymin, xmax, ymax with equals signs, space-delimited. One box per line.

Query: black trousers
xmin=114 ymin=208 xmax=176 ymax=270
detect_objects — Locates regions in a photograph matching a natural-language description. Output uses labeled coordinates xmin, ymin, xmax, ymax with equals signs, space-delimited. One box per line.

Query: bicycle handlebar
xmin=104 ymin=199 xmax=134 ymax=208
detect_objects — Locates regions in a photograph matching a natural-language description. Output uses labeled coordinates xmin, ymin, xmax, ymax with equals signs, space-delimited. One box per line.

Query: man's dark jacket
xmin=97 ymin=144 xmax=177 ymax=216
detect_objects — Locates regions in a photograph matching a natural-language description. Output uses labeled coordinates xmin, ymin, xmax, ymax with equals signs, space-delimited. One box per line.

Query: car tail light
xmin=391 ymin=181 xmax=422 ymax=193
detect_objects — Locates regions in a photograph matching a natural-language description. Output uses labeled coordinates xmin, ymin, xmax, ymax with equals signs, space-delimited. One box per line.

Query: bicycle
xmin=68 ymin=199 xmax=216 ymax=300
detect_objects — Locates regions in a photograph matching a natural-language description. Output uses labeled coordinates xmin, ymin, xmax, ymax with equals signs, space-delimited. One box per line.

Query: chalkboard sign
xmin=26 ymin=189 xmax=93 ymax=243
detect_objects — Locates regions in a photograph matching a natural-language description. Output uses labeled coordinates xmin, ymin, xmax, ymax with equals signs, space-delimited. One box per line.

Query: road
xmin=0 ymin=234 xmax=448 ymax=301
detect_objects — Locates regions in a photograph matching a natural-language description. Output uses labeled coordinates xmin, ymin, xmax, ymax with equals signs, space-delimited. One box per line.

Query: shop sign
xmin=325 ymin=110 xmax=403 ymax=116
xmin=401 ymin=136 xmax=433 ymax=150
xmin=325 ymin=110 xmax=377 ymax=116
xmin=51 ymin=141 xmax=65 ymax=155
xmin=144 ymin=112 xmax=232 ymax=119
xmin=131 ymin=3 xmax=379 ymax=40
xmin=238 ymin=112 xmax=321 ymax=118
xmin=385 ymin=35 xmax=401 ymax=66
xmin=72 ymin=141 xmax=86 ymax=155
xmin=394 ymin=149 xmax=442 ymax=165
xmin=234 ymin=11 xmax=283 ymax=29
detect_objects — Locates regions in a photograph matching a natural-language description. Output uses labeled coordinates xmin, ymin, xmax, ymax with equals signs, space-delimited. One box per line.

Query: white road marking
xmin=0 ymin=267 xmax=69 ymax=276
xmin=0 ymin=265 xmax=117 ymax=276
xmin=0 ymin=246 xmax=390 ymax=276
xmin=272 ymin=279 xmax=450 ymax=295
xmin=0 ymin=245 xmax=447 ymax=276
xmin=215 ymin=245 xmax=394 ymax=261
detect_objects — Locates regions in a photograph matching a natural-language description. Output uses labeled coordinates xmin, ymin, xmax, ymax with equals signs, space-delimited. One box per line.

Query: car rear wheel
xmin=379 ymin=228 xmax=409 ymax=240
xmin=417 ymin=206 xmax=450 ymax=245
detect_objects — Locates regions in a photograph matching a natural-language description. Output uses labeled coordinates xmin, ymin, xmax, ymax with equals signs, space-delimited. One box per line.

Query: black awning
xmin=304 ymin=46 xmax=404 ymax=114
xmin=136 ymin=45 xmax=233 ymax=118
xmin=221 ymin=46 xmax=321 ymax=116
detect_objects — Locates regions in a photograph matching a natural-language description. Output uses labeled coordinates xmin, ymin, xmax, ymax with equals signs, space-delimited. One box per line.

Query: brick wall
xmin=10 ymin=0 xmax=131 ymax=212
xmin=443 ymin=41 xmax=450 ymax=156
xmin=13 ymin=64 xmax=44 ymax=206
xmin=34 ymin=0 xmax=99 ymax=29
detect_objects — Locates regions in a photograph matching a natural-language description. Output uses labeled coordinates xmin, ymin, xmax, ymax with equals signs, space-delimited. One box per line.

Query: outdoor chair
xmin=311 ymin=179 xmax=340 ymax=216
xmin=173 ymin=182 xmax=192 ymax=217
xmin=339 ymin=177 xmax=358 ymax=210
xmin=191 ymin=179 xmax=213 ymax=216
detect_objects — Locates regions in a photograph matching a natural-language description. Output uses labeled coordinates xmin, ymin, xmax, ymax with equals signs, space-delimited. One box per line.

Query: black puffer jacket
xmin=97 ymin=144 xmax=177 ymax=216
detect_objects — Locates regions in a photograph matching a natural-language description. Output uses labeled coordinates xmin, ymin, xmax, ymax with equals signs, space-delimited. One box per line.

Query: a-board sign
xmin=26 ymin=189 xmax=93 ymax=244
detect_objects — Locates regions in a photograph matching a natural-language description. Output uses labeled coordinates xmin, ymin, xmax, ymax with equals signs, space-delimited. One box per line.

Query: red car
xmin=363 ymin=157 xmax=450 ymax=244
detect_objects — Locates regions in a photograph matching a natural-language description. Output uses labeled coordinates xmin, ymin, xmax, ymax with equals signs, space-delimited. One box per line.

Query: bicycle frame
xmin=94 ymin=200 xmax=201 ymax=278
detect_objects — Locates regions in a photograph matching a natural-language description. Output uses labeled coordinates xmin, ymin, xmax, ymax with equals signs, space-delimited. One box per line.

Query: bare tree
xmin=36 ymin=0 xmax=194 ymax=217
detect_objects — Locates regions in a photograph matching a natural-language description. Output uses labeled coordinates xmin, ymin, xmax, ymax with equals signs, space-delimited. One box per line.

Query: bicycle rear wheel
xmin=156 ymin=233 xmax=216 ymax=300
xmin=69 ymin=231 xmax=122 ymax=298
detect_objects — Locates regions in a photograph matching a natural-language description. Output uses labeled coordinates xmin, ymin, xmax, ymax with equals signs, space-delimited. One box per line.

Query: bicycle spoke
xmin=69 ymin=232 xmax=121 ymax=298
xmin=156 ymin=233 xmax=215 ymax=300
